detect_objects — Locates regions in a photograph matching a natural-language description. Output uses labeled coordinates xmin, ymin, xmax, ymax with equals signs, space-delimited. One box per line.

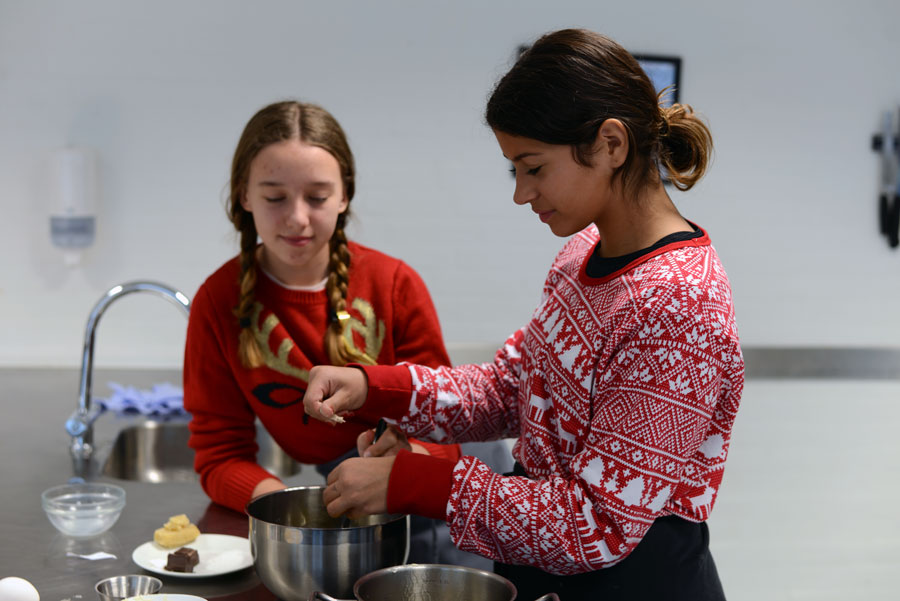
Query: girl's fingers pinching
xmin=302 ymin=368 xmax=340 ymax=422
xmin=303 ymin=366 xmax=368 ymax=423
xmin=302 ymin=399 xmax=335 ymax=423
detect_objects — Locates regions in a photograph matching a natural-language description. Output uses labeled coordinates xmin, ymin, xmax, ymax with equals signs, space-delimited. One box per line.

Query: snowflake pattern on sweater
xmin=398 ymin=226 xmax=743 ymax=574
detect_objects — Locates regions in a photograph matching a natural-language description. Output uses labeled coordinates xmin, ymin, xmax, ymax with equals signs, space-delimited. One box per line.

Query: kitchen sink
xmin=102 ymin=420 xmax=300 ymax=483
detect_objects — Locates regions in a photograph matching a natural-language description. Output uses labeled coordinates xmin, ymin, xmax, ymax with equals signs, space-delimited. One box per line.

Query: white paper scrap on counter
xmin=66 ymin=551 xmax=117 ymax=560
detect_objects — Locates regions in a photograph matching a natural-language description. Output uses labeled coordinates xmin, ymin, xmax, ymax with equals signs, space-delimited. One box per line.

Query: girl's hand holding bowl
xmin=323 ymin=456 xmax=393 ymax=519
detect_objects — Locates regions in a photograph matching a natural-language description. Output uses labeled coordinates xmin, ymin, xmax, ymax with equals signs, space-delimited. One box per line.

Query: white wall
xmin=710 ymin=378 xmax=900 ymax=600
xmin=2 ymin=0 xmax=900 ymax=368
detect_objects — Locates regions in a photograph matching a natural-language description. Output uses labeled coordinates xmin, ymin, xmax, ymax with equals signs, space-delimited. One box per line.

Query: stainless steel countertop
xmin=0 ymin=368 xmax=277 ymax=601
xmin=8 ymin=350 xmax=897 ymax=600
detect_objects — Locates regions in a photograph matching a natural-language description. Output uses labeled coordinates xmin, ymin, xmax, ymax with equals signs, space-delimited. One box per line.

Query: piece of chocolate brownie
xmin=165 ymin=546 xmax=200 ymax=572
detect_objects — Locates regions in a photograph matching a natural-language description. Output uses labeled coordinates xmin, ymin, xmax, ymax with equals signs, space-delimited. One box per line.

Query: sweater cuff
xmin=353 ymin=364 xmax=414 ymax=422
xmin=211 ymin=462 xmax=281 ymax=514
xmin=387 ymin=449 xmax=455 ymax=521
xmin=414 ymin=440 xmax=462 ymax=462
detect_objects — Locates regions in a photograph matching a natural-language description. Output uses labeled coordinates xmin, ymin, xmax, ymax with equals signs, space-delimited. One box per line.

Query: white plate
xmin=125 ymin=593 xmax=207 ymax=601
xmin=131 ymin=533 xmax=252 ymax=578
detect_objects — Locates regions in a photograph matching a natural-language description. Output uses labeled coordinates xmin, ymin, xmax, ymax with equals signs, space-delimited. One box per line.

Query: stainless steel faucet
xmin=66 ymin=281 xmax=191 ymax=469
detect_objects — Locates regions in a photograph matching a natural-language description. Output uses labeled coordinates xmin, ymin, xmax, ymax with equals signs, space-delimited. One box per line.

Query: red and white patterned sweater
xmin=356 ymin=225 xmax=744 ymax=575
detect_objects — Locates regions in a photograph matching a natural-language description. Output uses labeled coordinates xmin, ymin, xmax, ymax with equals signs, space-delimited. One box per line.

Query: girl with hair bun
xmin=184 ymin=100 xmax=490 ymax=564
xmin=303 ymin=29 xmax=744 ymax=600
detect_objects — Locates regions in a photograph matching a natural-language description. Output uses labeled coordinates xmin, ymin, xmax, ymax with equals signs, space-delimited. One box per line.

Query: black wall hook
xmin=872 ymin=134 xmax=900 ymax=152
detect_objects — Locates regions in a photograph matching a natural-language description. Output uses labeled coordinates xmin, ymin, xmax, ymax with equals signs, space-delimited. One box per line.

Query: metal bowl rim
xmin=353 ymin=563 xmax=518 ymax=596
xmin=41 ymin=482 xmax=127 ymax=511
xmin=245 ymin=485 xmax=408 ymax=530
xmin=94 ymin=574 xmax=163 ymax=594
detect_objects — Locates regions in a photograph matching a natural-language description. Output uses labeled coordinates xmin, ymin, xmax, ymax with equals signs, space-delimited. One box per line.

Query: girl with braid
xmin=183 ymin=100 xmax=489 ymax=564
xmin=303 ymin=29 xmax=743 ymax=600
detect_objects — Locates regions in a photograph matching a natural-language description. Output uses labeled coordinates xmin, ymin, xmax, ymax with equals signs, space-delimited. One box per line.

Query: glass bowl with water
xmin=41 ymin=482 xmax=126 ymax=537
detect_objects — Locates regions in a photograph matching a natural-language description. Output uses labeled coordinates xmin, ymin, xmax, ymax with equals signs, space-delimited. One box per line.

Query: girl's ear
xmin=240 ymin=190 xmax=251 ymax=212
xmin=338 ymin=194 xmax=349 ymax=214
xmin=595 ymin=119 xmax=629 ymax=169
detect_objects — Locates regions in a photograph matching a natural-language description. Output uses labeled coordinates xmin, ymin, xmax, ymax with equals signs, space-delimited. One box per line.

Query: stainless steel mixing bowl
xmin=309 ymin=564 xmax=561 ymax=601
xmin=247 ymin=485 xmax=409 ymax=601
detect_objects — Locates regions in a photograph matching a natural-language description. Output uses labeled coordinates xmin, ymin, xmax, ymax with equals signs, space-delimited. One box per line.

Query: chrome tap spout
xmin=66 ymin=281 xmax=191 ymax=466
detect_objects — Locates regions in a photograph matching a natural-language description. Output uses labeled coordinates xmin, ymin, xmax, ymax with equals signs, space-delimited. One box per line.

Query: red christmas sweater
xmin=184 ymin=241 xmax=458 ymax=513
xmin=354 ymin=225 xmax=744 ymax=575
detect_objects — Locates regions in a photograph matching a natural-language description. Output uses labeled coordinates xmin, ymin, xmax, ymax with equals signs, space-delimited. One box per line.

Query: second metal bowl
xmin=95 ymin=574 xmax=162 ymax=601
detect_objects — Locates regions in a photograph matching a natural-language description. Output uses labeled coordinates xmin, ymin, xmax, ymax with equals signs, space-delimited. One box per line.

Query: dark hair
xmin=486 ymin=29 xmax=712 ymax=195
xmin=226 ymin=100 xmax=374 ymax=368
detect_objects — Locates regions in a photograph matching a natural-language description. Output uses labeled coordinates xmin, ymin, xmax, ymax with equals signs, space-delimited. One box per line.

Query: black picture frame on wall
xmin=515 ymin=44 xmax=683 ymax=106
xmin=633 ymin=54 xmax=682 ymax=186
xmin=633 ymin=54 xmax=682 ymax=107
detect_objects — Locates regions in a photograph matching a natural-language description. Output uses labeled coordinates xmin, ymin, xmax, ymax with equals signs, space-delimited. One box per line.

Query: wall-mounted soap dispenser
xmin=49 ymin=147 xmax=99 ymax=266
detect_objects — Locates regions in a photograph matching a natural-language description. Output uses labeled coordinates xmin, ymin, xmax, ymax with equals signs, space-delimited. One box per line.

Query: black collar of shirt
xmin=584 ymin=222 xmax=704 ymax=279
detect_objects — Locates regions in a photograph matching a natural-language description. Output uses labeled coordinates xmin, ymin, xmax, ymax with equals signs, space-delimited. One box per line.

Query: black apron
xmin=494 ymin=464 xmax=726 ymax=601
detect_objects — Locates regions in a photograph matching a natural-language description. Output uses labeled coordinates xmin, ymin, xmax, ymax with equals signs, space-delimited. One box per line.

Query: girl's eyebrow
xmin=257 ymin=180 xmax=335 ymax=188
xmin=506 ymin=151 xmax=541 ymax=162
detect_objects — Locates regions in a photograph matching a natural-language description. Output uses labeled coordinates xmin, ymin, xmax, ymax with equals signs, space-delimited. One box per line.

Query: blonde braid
xmin=324 ymin=214 xmax=375 ymax=366
xmin=234 ymin=217 xmax=265 ymax=368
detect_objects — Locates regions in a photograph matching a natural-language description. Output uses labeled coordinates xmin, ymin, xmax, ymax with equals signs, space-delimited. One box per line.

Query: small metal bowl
xmin=95 ymin=574 xmax=162 ymax=601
